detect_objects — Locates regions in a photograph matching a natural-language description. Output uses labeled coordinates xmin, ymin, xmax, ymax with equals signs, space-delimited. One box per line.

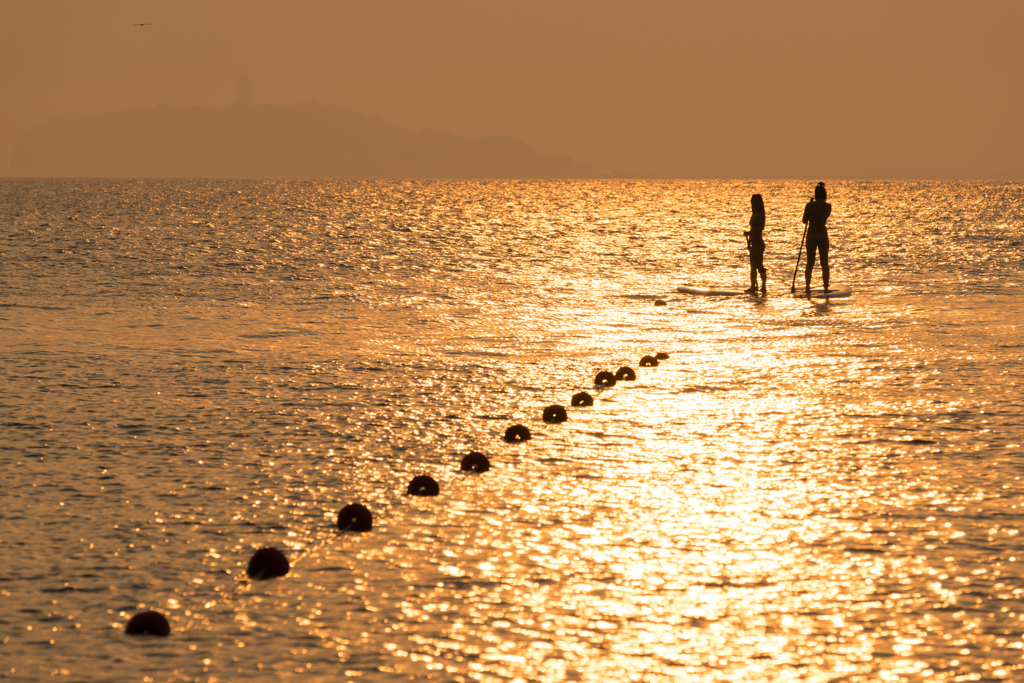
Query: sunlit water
xmin=1 ymin=179 xmax=1023 ymax=682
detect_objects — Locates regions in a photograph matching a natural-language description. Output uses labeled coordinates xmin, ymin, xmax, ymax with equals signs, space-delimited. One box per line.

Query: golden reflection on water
xmin=270 ymin=270 xmax=1024 ymax=681
xmin=4 ymin=180 xmax=1024 ymax=681
xmin=289 ymin=333 xmax=894 ymax=680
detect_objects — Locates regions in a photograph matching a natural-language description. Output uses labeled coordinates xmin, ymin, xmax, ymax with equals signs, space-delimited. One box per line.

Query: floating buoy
xmin=542 ymin=404 xmax=568 ymax=423
xmin=247 ymin=547 xmax=290 ymax=580
xmin=460 ymin=452 xmax=490 ymax=472
xmin=407 ymin=475 xmax=440 ymax=496
xmin=125 ymin=611 xmax=170 ymax=636
xmin=654 ymin=299 xmax=667 ymax=306
xmin=504 ymin=424 xmax=531 ymax=442
xmin=655 ymin=352 xmax=670 ymax=360
xmin=594 ymin=371 xmax=617 ymax=387
xmin=571 ymin=391 xmax=594 ymax=407
xmin=639 ymin=355 xmax=659 ymax=367
xmin=614 ymin=366 xmax=636 ymax=381
xmin=337 ymin=503 xmax=372 ymax=532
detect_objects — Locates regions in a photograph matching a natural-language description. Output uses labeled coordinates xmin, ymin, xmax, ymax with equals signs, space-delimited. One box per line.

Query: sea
xmin=1 ymin=178 xmax=1023 ymax=682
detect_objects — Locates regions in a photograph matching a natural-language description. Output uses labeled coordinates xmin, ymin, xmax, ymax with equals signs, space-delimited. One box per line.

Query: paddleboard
xmin=677 ymin=285 xmax=756 ymax=296
xmin=792 ymin=284 xmax=853 ymax=299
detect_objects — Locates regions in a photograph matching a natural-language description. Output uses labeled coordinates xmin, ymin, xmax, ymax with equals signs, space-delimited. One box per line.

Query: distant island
xmin=9 ymin=103 xmax=596 ymax=179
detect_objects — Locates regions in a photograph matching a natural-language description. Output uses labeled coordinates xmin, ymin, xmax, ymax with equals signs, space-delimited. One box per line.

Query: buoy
xmin=639 ymin=355 xmax=659 ymax=367
xmin=460 ymin=452 xmax=490 ymax=472
xmin=125 ymin=611 xmax=170 ymax=636
xmin=571 ymin=391 xmax=594 ymax=407
xmin=655 ymin=352 xmax=670 ymax=360
xmin=594 ymin=371 xmax=617 ymax=387
xmin=247 ymin=547 xmax=290 ymax=580
xmin=614 ymin=366 xmax=636 ymax=381
xmin=337 ymin=503 xmax=372 ymax=532
xmin=407 ymin=475 xmax=440 ymax=496
xmin=542 ymin=404 xmax=568 ymax=423
xmin=654 ymin=299 xmax=667 ymax=306
xmin=504 ymin=424 xmax=531 ymax=442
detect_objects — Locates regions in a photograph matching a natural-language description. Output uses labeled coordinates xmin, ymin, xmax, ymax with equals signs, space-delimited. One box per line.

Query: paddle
xmin=790 ymin=218 xmax=809 ymax=294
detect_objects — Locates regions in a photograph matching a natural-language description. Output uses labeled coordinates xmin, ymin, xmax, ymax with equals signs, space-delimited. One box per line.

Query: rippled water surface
xmin=2 ymin=179 xmax=1023 ymax=682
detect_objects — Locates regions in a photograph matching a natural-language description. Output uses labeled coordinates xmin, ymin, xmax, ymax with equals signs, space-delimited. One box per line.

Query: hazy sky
xmin=2 ymin=0 xmax=1022 ymax=178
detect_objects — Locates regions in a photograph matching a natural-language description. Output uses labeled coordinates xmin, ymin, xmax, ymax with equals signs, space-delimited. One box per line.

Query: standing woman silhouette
xmin=802 ymin=182 xmax=832 ymax=293
xmin=744 ymin=193 xmax=767 ymax=293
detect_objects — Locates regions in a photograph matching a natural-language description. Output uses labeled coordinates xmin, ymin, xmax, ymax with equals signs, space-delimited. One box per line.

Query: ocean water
xmin=1 ymin=178 xmax=1023 ymax=682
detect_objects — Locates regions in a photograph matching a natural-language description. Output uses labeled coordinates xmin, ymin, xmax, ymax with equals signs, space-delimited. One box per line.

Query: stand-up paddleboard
xmin=792 ymin=284 xmax=853 ymax=299
xmin=677 ymin=285 xmax=756 ymax=296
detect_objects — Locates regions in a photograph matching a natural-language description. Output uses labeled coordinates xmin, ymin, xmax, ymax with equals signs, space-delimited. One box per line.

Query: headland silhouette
xmin=9 ymin=103 xmax=596 ymax=179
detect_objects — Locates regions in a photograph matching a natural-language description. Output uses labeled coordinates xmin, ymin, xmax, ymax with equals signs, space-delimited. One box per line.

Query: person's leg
xmin=805 ymin=243 xmax=818 ymax=291
xmin=820 ymin=241 xmax=830 ymax=290
xmin=751 ymin=248 xmax=766 ymax=292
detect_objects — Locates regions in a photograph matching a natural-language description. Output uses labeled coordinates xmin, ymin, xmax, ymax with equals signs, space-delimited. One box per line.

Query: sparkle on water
xmin=1 ymin=179 xmax=1023 ymax=681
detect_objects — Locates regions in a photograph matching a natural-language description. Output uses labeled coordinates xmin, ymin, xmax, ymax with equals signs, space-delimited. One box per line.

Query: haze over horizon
xmin=2 ymin=0 xmax=1022 ymax=179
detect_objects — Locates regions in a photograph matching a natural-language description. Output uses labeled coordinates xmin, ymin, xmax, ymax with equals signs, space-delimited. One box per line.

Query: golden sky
xmin=2 ymin=0 xmax=1022 ymax=178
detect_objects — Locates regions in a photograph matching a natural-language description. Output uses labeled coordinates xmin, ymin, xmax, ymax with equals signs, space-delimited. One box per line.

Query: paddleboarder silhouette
xmin=801 ymin=182 xmax=832 ymax=294
xmin=743 ymin=193 xmax=767 ymax=294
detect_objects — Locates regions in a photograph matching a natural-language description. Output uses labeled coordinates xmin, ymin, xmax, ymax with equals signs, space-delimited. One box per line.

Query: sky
xmin=2 ymin=0 xmax=1022 ymax=179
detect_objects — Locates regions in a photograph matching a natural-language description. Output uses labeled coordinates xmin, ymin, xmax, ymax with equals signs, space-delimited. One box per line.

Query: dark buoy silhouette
xmin=542 ymin=404 xmax=568 ymax=423
xmin=247 ymin=547 xmax=290 ymax=580
xmin=407 ymin=475 xmax=440 ymax=496
xmin=614 ymin=366 xmax=636 ymax=381
xmin=337 ymin=503 xmax=372 ymax=532
xmin=594 ymin=371 xmax=617 ymax=387
xmin=504 ymin=424 xmax=531 ymax=442
xmin=460 ymin=451 xmax=490 ymax=472
xmin=125 ymin=610 xmax=170 ymax=636
xmin=655 ymin=352 xmax=670 ymax=360
xmin=654 ymin=299 xmax=667 ymax=306
xmin=639 ymin=355 xmax=659 ymax=367
xmin=571 ymin=391 xmax=594 ymax=407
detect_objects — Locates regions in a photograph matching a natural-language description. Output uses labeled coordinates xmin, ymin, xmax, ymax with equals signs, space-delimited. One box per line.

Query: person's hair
xmin=751 ymin=193 xmax=764 ymax=213
xmin=814 ymin=182 xmax=827 ymax=201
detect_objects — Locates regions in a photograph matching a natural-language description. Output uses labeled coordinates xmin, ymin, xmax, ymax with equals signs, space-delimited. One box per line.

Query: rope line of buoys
xmin=125 ymin=611 xmax=171 ymax=637
xmin=504 ymin=424 xmax=532 ymax=442
xmin=337 ymin=503 xmax=373 ymax=532
xmin=614 ymin=366 xmax=636 ymax=381
xmin=542 ymin=404 xmax=568 ymax=424
xmin=460 ymin=451 xmax=491 ymax=472
xmin=571 ymin=391 xmax=594 ymax=407
xmin=407 ymin=475 xmax=440 ymax=496
xmin=126 ymin=349 xmax=674 ymax=636
xmin=246 ymin=547 xmax=290 ymax=580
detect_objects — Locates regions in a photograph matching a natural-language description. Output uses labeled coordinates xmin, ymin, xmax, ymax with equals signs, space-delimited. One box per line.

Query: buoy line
xmin=124 ymin=351 xmax=673 ymax=635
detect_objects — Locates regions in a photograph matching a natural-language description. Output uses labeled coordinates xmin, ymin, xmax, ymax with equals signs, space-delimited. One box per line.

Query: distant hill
xmin=9 ymin=103 xmax=596 ymax=179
